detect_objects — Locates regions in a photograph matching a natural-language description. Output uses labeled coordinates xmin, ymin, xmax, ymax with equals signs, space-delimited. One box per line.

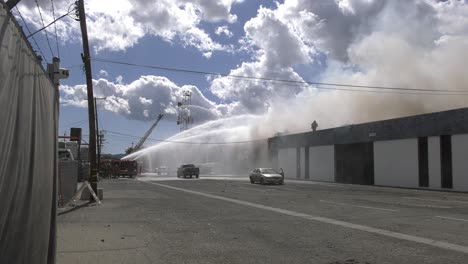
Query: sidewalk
xmin=56 ymin=180 xmax=154 ymax=264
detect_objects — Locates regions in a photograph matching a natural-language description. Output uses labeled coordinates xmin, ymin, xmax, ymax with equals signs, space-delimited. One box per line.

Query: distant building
xmin=80 ymin=146 xmax=89 ymax=162
xmin=269 ymin=107 xmax=468 ymax=192
xmin=59 ymin=141 xmax=79 ymax=159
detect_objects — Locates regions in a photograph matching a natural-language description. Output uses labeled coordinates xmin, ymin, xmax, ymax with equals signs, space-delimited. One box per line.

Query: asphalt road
xmin=57 ymin=175 xmax=468 ymax=264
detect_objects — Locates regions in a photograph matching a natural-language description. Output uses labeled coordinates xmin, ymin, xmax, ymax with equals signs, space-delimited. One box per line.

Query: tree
xmin=125 ymin=147 xmax=133 ymax=155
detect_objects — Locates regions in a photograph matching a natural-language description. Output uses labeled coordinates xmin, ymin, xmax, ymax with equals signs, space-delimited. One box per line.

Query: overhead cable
xmin=90 ymin=57 xmax=468 ymax=95
xmin=61 ymin=118 xmax=88 ymax=127
xmin=15 ymin=6 xmax=48 ymax=64
xmin=50 ymin=0 xmax=60 ymax=57
xmin=35 ymin=0 xmax=54 ymax=57
xmin=27 ymin=6 xmax=74 ymax=39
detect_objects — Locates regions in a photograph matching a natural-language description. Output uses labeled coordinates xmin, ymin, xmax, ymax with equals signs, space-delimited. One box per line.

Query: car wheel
xmin=278 ymin=180 xmax=284 ymax=185
xmin=249 ymin=177 xmax=254 ymax=184
xmin=195 ymin=174 xmax=199 ymax=178
xmin=190 ymin=175 xmax=193 ymax=178
xmin=260 ymin=178 xmax=264 ymax=185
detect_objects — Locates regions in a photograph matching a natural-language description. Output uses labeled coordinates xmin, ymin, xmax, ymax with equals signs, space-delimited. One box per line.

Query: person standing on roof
xmin=311 ymin=120 xmax=318 ymax=132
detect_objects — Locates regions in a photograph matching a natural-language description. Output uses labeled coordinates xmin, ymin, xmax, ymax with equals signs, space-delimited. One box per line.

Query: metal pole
xmin=94 ymin=97 xmax=100 ymax=176
xmin=94 ymin=97 xmax=106 ymax=174
xmin=77 ymin=0 xmax=97 ymax=201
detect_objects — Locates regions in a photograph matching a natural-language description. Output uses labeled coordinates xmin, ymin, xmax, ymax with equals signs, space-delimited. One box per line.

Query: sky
xmin=13 ymin=0 xmax=468 ymax=154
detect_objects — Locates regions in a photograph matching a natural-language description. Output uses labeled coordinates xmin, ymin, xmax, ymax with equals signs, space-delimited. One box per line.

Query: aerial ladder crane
xmin=131 ymin=113 xmax=164 ymax=153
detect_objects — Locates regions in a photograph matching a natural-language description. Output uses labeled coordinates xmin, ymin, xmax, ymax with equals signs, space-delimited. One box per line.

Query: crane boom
xmin=132 ymin=113 xmax=164 ymax=152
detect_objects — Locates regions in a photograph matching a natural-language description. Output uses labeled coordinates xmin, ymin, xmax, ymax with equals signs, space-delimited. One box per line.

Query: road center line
xmin=435 ymin=216 xmax=468 ymax=222
xmin=320 ymin=200 xmax=399 ymax=212
xmin=403 ymin=197 xmax=468 ymax=204
xmin=146 ymin=181 xmax=468 ymax=255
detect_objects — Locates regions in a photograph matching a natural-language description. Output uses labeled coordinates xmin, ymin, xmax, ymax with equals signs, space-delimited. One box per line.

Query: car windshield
xmin=261 ymin=168 xmax=277 ymax=174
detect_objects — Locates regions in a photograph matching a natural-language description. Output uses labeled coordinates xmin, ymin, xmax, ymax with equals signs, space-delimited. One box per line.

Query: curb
xmin=58 ymin=201 xmax=91 ymax=216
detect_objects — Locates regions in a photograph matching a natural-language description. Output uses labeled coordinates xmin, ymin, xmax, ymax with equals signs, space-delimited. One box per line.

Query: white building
xmin=269 ymin=108 xmax=468 ymax=192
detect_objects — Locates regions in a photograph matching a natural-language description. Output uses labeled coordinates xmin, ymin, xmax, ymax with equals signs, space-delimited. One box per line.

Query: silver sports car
xmin=249 ymin=168 xmax=284 ymax=185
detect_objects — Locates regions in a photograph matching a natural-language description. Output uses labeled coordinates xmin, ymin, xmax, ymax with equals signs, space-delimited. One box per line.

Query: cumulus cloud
xmin=99 ymin=70 xmax=109 ymax=77
xmin=60 ymin=76 xmax=228 ymax=123
xmin=178 ymin=0 xmax=240 ymax=23
xmin=215 ymin=25 xmax=233 ymax=37
xmin=16 ymin=0 xmax=240 ymax=54
xmin=210 ymin=6 xmax=313 ymax=113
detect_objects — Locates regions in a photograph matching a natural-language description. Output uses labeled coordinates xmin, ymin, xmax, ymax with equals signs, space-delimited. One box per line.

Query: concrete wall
xmin=59 ymin=161 xmax=78 ymax=203
xmin=452 ymin=134 xmax=468 ymax=192
xmin=278 ymin=148 xmax=297 ymax=179
xmin=309 ymin=146 xmax=335 ymax=182
xmin=428 ymin=137 xmax=441 ymax=189
xmin=374 ymin=139 xmax=419 ymax=188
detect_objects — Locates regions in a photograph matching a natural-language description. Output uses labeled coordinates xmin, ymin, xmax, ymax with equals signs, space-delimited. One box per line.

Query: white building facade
xmin=270 ymin=108 xmax=468 ymax=192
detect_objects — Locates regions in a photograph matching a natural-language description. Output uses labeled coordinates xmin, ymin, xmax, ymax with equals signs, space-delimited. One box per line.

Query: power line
xmin=90 ymin=57 xmax=468 ymax=95
xmin=27 ymin=6 xmax=74 ymax=39
xmin=62 ymin=118 xmax=88 ymax=127
xmin=15 ymin=6 xmax=48 ymax=64
xmin=256 ymin=79 xmax=468 ymax=96
xmin=50 ymin=0 xmax=60 ymax=57
xmin=60 ymin=120 xmax=88 ymax=134
xmin=104 ymin=130 xmax=267 ymax=145
xmin=35 ymin=0 xmax=54 ymax=57
xmin=65 ymin=64 xmax=84 ymax=69
xmin=298 ymin=83 xmax=468 ymax=96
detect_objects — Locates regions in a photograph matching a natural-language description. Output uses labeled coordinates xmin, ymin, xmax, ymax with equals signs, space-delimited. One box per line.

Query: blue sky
xmin=15 ymin=0 xmax=468 ymax=154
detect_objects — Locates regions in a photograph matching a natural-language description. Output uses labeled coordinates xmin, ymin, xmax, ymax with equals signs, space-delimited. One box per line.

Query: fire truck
xmin=114 ymin=160 xmax=138 ymax=178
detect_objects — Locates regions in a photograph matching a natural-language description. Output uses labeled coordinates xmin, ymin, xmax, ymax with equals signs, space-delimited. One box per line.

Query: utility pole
xmin=94 ymin=97 xmax=100 ymax=175
xmin=77 ymin=0 xmax=97 ymax=201
xmin=94 ymin=97 xmax=106 ymax=175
